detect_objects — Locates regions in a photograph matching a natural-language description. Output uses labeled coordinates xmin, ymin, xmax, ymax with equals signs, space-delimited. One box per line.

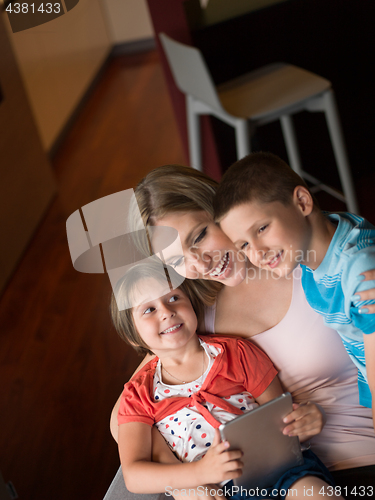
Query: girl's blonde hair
xmin=110 ymin=262 xmax=205 ymax=356
xmin=132 ymin=165 xmax=223 ymax=305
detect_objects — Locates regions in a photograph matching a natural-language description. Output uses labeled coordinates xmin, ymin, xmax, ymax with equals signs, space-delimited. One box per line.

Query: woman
xmin=111 ymin=165 xmax=375 ymax=475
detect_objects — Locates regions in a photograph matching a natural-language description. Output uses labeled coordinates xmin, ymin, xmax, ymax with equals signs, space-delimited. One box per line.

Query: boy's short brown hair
xmin=213 ymin=152 xmax=312 ymax=222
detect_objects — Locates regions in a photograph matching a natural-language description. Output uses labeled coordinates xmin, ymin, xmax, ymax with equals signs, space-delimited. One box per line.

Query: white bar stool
xmin=160 ymin=33 xmax=359 ymax=214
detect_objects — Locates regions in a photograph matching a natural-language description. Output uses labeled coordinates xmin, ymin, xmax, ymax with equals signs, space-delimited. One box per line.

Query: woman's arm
xmin=110 ymin=395 xmax=121 ymax=443
xmin=110 ymin=353 xmax=156 ymax=442
xmin=119 ymin=423 xmax=243 ymax=494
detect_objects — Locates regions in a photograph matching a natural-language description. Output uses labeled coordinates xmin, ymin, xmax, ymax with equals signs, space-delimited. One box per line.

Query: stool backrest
xmin=159 ymin=33 xmax=223 ymax=113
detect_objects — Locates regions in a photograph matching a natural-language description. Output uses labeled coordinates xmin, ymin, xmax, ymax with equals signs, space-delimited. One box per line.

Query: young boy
xmin=213 ymin=152 xmax=375 ymax=421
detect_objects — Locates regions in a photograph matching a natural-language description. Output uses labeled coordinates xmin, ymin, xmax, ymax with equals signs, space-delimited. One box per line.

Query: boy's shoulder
xmin=320 ymin=212 xmax=375 ymax=275
xmin=312 ymin=211 xmax=375 ymax=298
xmin=327 ymin=212 xmax=375 ymax=253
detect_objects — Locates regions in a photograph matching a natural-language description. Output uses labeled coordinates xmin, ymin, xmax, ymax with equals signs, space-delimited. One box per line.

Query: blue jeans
xmin=226 ymin=450 xmax=335 ymax=500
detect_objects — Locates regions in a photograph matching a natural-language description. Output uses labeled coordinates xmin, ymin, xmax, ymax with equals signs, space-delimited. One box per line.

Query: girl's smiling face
xmin=151 ymin=211 xmax=247 ymax=286
xmin=132 ymin=279 xmax=198 ymax=356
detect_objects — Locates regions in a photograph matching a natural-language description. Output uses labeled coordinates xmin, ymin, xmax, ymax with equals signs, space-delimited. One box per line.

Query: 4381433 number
xmin=6 ymin=3 xmax=61 ymax=14
xmin=319 ymin=485 xmax=373 ymax=497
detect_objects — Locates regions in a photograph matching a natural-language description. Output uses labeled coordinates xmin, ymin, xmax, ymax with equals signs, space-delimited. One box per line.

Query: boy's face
xmin=219 ymin=197 xmax=312 ymax=278
xmin=132 ymin=279 xmax=198 ymax=356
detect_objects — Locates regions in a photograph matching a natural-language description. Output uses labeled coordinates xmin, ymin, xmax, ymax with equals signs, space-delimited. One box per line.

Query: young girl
xmin=111 ymin=261 xmax=341 ymax=500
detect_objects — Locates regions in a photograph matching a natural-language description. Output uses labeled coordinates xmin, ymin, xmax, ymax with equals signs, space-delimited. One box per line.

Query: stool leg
xmin=323 ymin=90 xmax=359 ymax=214
xmin=234 ymin=119 xmax=250 ymax=159
xmin=280 ymin=114 xmax=304 ymax=177
xmin=186 ymin=95 xmax=202 ymax=171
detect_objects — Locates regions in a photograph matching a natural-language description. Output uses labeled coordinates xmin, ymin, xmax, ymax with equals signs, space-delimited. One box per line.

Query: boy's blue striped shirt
xmin=301 ymin=212 xmax=375 ymax=408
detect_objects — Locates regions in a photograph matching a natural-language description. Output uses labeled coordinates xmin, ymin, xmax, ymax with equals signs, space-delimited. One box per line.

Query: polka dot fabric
xmin=154 ymin=341 xmax=258 ymax=463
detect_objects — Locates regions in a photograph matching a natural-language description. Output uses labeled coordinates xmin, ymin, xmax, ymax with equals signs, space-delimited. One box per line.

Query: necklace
xmin=161 ymin=347 xmax=206 ymax=385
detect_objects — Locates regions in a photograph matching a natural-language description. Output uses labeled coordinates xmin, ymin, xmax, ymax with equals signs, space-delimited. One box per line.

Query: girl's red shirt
xmin=118 ymin=335 xmax=278 ymax=429
xmin=118 ymin=335 xmax=277 ymax=428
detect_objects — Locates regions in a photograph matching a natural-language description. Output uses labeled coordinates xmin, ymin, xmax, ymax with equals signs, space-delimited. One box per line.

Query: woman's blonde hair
xmin=135 ymin=165 xmax=218 ymax=222
xmin=110 ymin=262 xmax=205 ymax=356
xmin=131 ymin=165 xmax=223 ymax=305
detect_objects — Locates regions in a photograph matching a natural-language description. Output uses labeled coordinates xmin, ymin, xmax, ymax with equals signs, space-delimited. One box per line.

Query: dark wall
xmin=191 ymin=0 xmax=375 ymax=188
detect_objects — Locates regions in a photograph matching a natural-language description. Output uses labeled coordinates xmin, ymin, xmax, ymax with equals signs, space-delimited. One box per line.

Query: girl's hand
xmin=198 ymin=429 xmax=243 ymax=485
xmin=355 ymin=270 xmax=375 ymax=314
xmin=282 ymin=402 xmax=326 ymax=442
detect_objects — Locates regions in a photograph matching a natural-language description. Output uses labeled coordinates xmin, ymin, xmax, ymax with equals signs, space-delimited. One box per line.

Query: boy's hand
xmin=282 ymin=402 xmax=326 ymax=442
xmin=198 ymin=429 xmax=243 ymax=485
xmin=356 ymin=270 xmax=375 ymax=314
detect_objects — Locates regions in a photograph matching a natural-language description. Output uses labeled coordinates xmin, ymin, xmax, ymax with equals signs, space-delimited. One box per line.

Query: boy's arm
xmin=119 ymin=423 xmax=243 ymax=494
xmin=363 ymin=332 xmax=375 ymax=424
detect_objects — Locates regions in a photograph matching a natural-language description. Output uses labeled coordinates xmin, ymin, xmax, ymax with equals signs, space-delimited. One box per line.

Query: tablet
xmin=219 ymin=393 xmax=304 ymax=490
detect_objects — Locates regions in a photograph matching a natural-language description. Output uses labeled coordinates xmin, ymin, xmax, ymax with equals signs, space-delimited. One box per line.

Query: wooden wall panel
xmin=5 ymin=0 xmax=111 ymax=150
xmin=0 ymin=14 xmax=56 ymax=294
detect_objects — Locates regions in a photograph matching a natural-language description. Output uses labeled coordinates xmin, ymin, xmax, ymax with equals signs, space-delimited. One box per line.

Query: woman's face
xmin=152 ymin=211 xmax=247 ymax=286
